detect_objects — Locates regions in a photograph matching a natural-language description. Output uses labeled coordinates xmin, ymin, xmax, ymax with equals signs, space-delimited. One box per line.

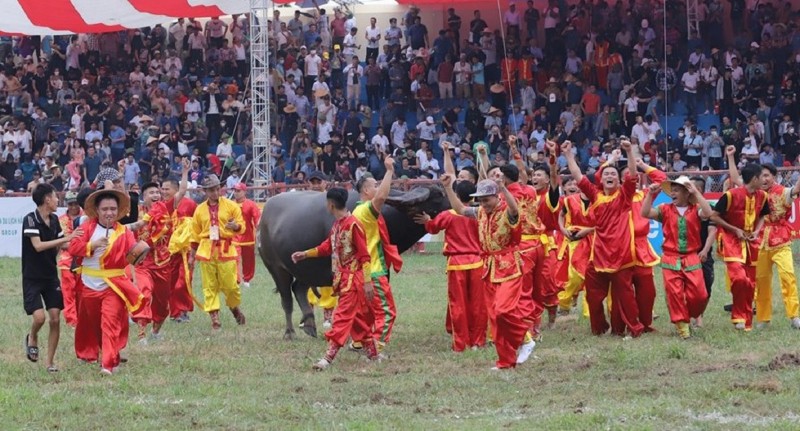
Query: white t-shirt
xmin=184 ymin=99 xmax=201 ymax=122
xmin=416 ymin=122 xmax=436 ymax=141
xmin=681 ymin=71 xmax=699 ymax=93
xmin=81 ymin=224 xmax=114 ymax=291
xmin=343 ymin=34 xmax=357 ymax=56
xmin=305 ymin=55 xmax=322 ymax=76
xmin=390 ymin=121 xmax=407 ymax=147
xmin=317 ymin=122 xmax=333 ymax=144
xmin=624 ymin=96 xmax=639 ymax=113
xmin=365 ymin=26 xmax=381 ymax=49
xmin=453 ymin=62 xmax=471 ymax=84
xmin=371 ymin=134 xmax=390 ymax=153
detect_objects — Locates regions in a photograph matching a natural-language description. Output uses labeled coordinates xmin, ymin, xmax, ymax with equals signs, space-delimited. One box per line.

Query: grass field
xmin=2 ymin=244 xmax=800 ymax=430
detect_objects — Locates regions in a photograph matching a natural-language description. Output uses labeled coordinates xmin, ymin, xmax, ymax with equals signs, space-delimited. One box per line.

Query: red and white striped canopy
xmin=0 ymin=0 xmax=250 ymax=35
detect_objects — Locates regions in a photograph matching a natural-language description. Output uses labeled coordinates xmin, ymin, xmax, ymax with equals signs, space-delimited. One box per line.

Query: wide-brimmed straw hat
xmin=84 ymin=188 xmax=131 ymax=222
xmin=661 ymin=175 xmax=697 ymax=203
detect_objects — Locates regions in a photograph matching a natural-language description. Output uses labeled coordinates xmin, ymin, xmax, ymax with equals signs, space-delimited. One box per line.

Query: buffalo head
xmin=383 ymin=183 xmax=450 ymax=253
xmin=386 ymin=183 xmax=450 ymax=219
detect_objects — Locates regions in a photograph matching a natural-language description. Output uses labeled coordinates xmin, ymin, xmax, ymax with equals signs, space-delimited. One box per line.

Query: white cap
xmin=426 ymin=116 xmax=434 ymax=123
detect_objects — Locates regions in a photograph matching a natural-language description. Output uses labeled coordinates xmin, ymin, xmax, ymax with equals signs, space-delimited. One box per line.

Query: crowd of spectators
xmin=0 ymin=15 xmax=252 ymax=194
xmin=4 ymin=1 xmax=800 ymax=195
xmin=266 ymin=0 xmax=800 ymax=190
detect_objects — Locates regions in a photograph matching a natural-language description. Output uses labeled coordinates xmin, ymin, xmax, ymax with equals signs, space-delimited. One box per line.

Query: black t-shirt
xmin=320 ymin=151 xmax=338 ymax=175
xmin=22 ymin=209 xmax=62 ymax=280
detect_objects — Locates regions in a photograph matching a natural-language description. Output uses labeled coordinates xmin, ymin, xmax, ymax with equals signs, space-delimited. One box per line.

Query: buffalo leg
xmin=269 ymin=266 xmax=296 ymax=340
xmin=292 ymin=281 xmax=317 ymax=338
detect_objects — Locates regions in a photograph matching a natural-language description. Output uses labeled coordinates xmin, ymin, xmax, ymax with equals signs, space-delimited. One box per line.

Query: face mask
xmin=678 ymin=132 xmax=685 ymax=138
xmin=790 ymin=128 xmax=796 ymax=134
xmin=711 ymin=131 xmax=718 ymax=136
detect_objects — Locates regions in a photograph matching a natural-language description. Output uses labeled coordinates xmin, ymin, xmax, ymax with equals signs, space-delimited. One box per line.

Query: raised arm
xmin=687 ymin=181 xmax=713 ymax=219
xmin=371 ymin=156 xmax=396 ymax=214
xmin=174 ymin=158 xmax=191 ymax=204
xmin=622 ymin=139 xmax=637 ymax=186
xmin=640 ymin=183 xmax=661 ymax=220
xmin=509 ymin=135 xmax=528 ymax=184
xmin=441 ymin=141 xmax=456 ymax=177
xmin=726 ymin=145 xmax=742 ymax=187
xmin=546 ymin=139 xmax=560 ymax=191
xmin=562 ymin=140 xmax=583 ymax=184
xmin=498 ymin=178 xmax=518 ymax=218
xmin=477 ymin=144 xmax=491 ymax=179
xmin=440 ymin=173 xmax=467 ymax=215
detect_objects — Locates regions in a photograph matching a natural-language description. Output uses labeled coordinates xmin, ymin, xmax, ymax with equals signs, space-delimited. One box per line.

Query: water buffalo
xmin=258 ymin=184 xmax=450 ymax=339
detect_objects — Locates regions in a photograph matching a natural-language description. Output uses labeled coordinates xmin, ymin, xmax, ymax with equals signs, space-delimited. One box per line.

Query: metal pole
xmin=250 ymin=0 xmax=273 ymax=202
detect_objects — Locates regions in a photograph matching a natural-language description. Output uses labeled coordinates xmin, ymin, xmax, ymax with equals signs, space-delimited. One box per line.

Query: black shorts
xmin=23 ymin=278 xmax=63 ymax=315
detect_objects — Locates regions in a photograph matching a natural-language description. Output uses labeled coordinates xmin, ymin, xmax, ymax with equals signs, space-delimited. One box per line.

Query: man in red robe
xmin=441 ymin=174 xmax=533 ymax=370
xmin=641 ymin=177 xmax=713 ymax=338
xmin=130 ymin=161 xmax=189 ymax=342
xmin=69 ymin=188 xmax=143 ymax=375
xmin=164 ymin=174 xmax=199 ymax=322
xmin=232 ymin=182 xmax=262 ymax=289
xmin=57 ymin=191 xmax=83 ymax=327
xmin=292 ymin=188 xmax=381 ymax=370
xmin=415 ymin=180 xmax=487 ymax=352
xmin=564 ymin=139 xmax=644 ymax=337
xmin=711 ymin=160 xmax=770 ymax=331
xmin=557 ymin=179 xmax=594 ymax=316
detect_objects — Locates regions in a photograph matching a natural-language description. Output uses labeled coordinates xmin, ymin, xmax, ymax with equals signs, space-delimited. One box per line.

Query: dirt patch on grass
xmin=767 ymin=353 xmax=800 ymax=371
xmin=691 ymin=361 xmax=751 ymax=374
xmin=330 ymin=376 xmax=348 ymax=383
xmin=731 ymin=379 xmax=782 ymax=394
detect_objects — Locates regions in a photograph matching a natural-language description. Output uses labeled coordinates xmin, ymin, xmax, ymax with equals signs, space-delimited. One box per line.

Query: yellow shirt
xmin=352 ymin=201 xmax=387 ymax=277
xmin=192 ymin=197 xmax=245 ymax=261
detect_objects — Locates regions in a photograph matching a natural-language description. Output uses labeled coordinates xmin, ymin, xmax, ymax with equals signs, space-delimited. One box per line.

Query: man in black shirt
xmin=691 ymin=176 xmax=717 ymax=328
xmin=22 ymin=183 xmax=82 ymax=372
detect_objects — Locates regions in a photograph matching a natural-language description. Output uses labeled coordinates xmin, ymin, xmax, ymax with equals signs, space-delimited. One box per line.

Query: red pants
xmin=351 ymin=275 xmax=395 ymax=345
xmin=133 ymin=265 xmax=171 ymax=325
xmin=534 ymin=249 xmax=561 ymax=309
xmin=490 ymin=275 xmax=531 ymax=369
xmin=632 ymin=266 xmax=657 ymax=330
xmin=585 ymin=265 xmax=643 ymax=337
xmin=169 ymin=253 xmax=195 ymax=318
xmin=727 ymin=261 xmax=756 ymax=329
xmin=326 ymin=273 xmax=374 ymax=348
xmin=663 ymin=267 xmax=708 ymax=323
xmin=75 ymin=284 xmax=129 ymax=370
xmin=520 ymin=245 xmax=544 ymax=333
xmin=237 ymin=245 xmax=256 ymax=283
xmin=447 ymin=267 xmax=488 ymax=351
xmin=60 ymin=268 xmax=80 ymax=327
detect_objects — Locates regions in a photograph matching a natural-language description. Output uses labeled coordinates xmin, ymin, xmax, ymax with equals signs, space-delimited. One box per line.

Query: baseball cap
xmin=470 ymin=179 xmax=498 ymax=197
xmin=233 ymin=182 xmax=247 ymax=191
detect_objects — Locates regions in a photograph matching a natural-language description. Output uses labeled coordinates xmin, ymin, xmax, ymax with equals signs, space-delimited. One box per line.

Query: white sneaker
xmin=734 ymin=322 xmax=746 ymax=330
xmin=515 ymin=340 xmax=536 ymax=364
xmin=322 ymin=320 xmax=332 ymax=330
xmin=490 ymin=366 xmax=500 ymax=371
xmin=150 ymin=331 xmax=164 ymax=342
xmin=792 ymin=317 xmax=800 ymax=329
xmin=137 ymin=337 xmax=148 ymax=346
xmin=313 ymin=358 xmax=331 ymax=370
xmin=756 ymin=321 xmax=770 ymax=330
xmin=242 ymin=282 xmax=250 ymax=289
xmin=100 ymin=368 xmax=113 ymax=376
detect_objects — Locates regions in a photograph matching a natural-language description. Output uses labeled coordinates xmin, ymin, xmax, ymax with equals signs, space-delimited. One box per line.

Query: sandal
xmin=47 ymin=365 xmax=59 ymax=373
xmin=25 ymin=334 xmax=39 ymax=362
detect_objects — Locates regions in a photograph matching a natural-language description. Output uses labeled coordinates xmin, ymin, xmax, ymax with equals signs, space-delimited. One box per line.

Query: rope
xmin=495 ymin=0 xmax=516 ymax=118
xmin=662 ymin=0 xmax=669 ymax=157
